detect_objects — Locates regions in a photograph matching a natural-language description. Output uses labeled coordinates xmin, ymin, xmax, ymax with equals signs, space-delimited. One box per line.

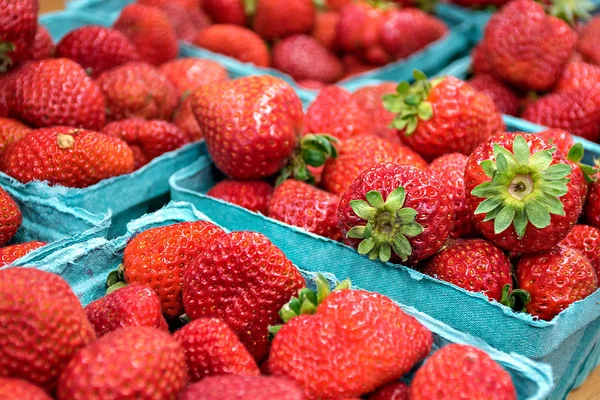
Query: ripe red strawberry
xmin=202 ymin=0 xmax=247 ymax=25
xmin=269 ymin=281 xmax=433 ymax=399
xmin=9 ymin=58 xmax=105 ymax=130
xmin=113 ymin=3 xmax=178 ymax=66
xmin=516 ymin=245 xmax=598 ymax=320
xmin=252 ymin=0 xmax=316 ymax=41
xmin=0 ymin=378 xmax=52 ymax=400
xmin=55 ymin=26 xmax=140 ymax=78
xmin=0 ymin=268 xmax=96 ymax=390
xmin=427 ymin=153 xmax=476 ymax=238
xmin=306 ymin=86 xmax=372 ymax=140
xmin=555 ymin=61 xmax=600 ymax=92
xmin=2 ymin=127 xmax=135 ymax=188
xmin=191 ymin=76 xmax=303 ymax=179
xmin=273 ymin=35 xmax=343 ymax=84
xmin=351 ymin=83 xmax=401 ymax=144
xmin=297 ymin=79 xmax=327 ymax=90
xmin=577 ymin=15 xmax=600 ymax=66
xmin=368 ymin=382 xmax=410 ymax=400
xmin=586 ymin=180 xmax=600 ymax=229
xmin=30 ymin=26 xmax=53 ymax=60
xmin=521 ymin=86 xmax=600 ymax=142
xmin=0 ymin=0 xmax=38 ymax=70
xmin=312 ymin=11 xmax=340 ymax=52
xmin=139 ymin=0 xmax=202 ymax=11
xmin=483 ymin=0 xmax=576 ymax=91
xmin=123 ymin=221 xmax=226 ymax=319
xmin=468 ymin=74 xmax=520 ymax=116
xmin=85 ymin=284 xmax=168 ymax=337
xmin=57 ymin=327 xmax=188 ymax=400
xmin=322 ymin=135 xmax=427 ymax=196
xmin=537 ymin=128 xmax=574 ymax=157
xmin=471 ymin=42 xmax=493 ymax=75
xmin=0 ymin=117 xmax=30 ymax=155
xmin=411 ymin=344 xmax=516 ymax=400
xmin=0 ymin=241 xmax=46 ymax=267
xmin=342 ymin=54 xmax=379 ymax=79
xmin=207 ymin=180 xmax=273 ymax=214
xmin=465 ymin=133 xmax=585 ymax=253
xmin=173 ymin=318 xmax=260 ymax=381
xmin=179 ymin=375 xmax=305 ymax=400
xmin=384 ymin=71 xmax=505 ymax=161
xmin=137 ymin=0 xmax=212 ymax=42
xmin=182 ymin=231 xmax=305 ymax=361
xmin=326 ymin=0 xmax=353 ymax=10
xmin=97 ymin=62 xmax=179 ymax=122
xmin=103 ymin=118 xmax=192 ymax=169
xmin=560 ymin=224 xmax=600 ymax=276
xmin=0 ymin=187 xmax=21 ymax=246
xmin=193 ymin=24 xmax=271 ymax=67
xmin=173 ymin=95 xmax=203 ymax=140
xmin=159 ymin=58 xmax=229 ymax=97
xmin=338 ymin=162 xmax=453 ymax=263
xmin=268 ymin=179 xmax=342 ymax=240
xmin=0 ymin=71 xmax=12 ymax=117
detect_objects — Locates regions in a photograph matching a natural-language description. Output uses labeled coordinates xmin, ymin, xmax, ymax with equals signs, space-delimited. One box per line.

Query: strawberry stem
xmin=499 ymin=284 xmax=531 ymax=313
xmin=0 ymin=42 xmax=15 ymax=73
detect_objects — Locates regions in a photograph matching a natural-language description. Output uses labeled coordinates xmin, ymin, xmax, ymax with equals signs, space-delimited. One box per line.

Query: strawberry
xmin=207 ymin=180 xmax=273 ymax=214
xmin=173 ymin=318 xmax=260 ymax=381
xmin=482 ymin=0 xmax=576 ymax=91
xmin=516 ymin=245 xmax=598 ymax=320
xmin=85 ymin=284 xmax=169 ymax=337
xmin=173 ymin=95 xmax=203 ymax=140
xmin=342 ymin=54 xmax=379 ymax=79
xmin=322 ymin=135 xmax=427 ymax=196
xmin=555 ymin=61 xmax=600 ymax=92
xmin=0 ymin=70 xmax=13 ymax=117
xmin=182 ymin=231 xmax=305 ymax=361
xmin=465 ymin=133 xmax=585 ymax=253
xmin=193 ymin=24 xmax=270 ymax=67
xmin=452 ymin=0 xmax=510 ymax=5
xmin=269 ymin=276 xmax=433 ymax=399
xmin=159 ymin=58 xmax=229 ymax=97
xmin=351 ymin=83 xmax=401 ymax=144
xmin=0 ymin=378 xmax=52 ymax=400
xmin=268 ymin=179 xmax=342 ymax=240
xmin=0 ymin=241 xmax=46 ymax=267
xmin=102 ymin=118 xmax=192 ymax=168
xmin=113 ymin=3 xmax=178 ymax=66
xmin=123 ymin=221 xmax=226 ymax=319
xmin=137 ymin=0 xmax=212 ymax=42
xmin=272 ymin=35 xmax=343 ymax=84
xmin=368 ymin=382 xmax=410 ymax=400
xmin=55 ymin=26 xmax=140 ymax=78
xmin=577 ymin=15 xmax=600 ymax=66
xmin=0 ymin=268 xmax=96 ymax=390
xmin=0 ymin=187 xmax=21 ymax=246
xmin=0 ymin=117 xmax=30 ymax=155
xmin=8 ymin=58 xmax=105 ymax=130
xmin=57 ymin=327 xmax=188 ymax=400
xmin=536 ymin=128 xmax=575 ymax=157
xmin=202 ymin=0 xmax=247 ymax=25
xmin=338 ymin=162 xmax=453 ymax=263
xmin=585 ymin=180 xmax=600 ymax=229
xmin=96 ymin=62 xmax=179 ymax=122
xmin=312 ymin=11 xmax=340 ymax=52
xmin=140 ymin=0 xmax=202 ymax=11
xmin=252 ymin=0 xmax=316 ymax=41
xmin=411 ymin=344 xmax=516 ymax=400
xmin=471 ymin=42 xmax=493 ymax=75
xmin=521 ymin=86 xmax=600 ymax=142
xmin=326 ymin=0 xmax=353 ymax=10
xmin=421 ymin=239 xmax=513 ymax=301
xmin=306 ymin=86 xmax=373 ymax=140
xmin=2 ymin=127 xmax=135 ymax=188
xmin=427 ymin=153 xmax=476 ymax=238
xmin=179 ymin=375 xmax=305 ymax=400
xmin=468 ymin=74 xmax=520 ymax=116
xmin=30 ymin=26 xmax=53 ymax=61
xmin=560 ymin=224 xmax=600 ymax=276
xmin=0 ymin=0 xmax=38 ymax=70
xmin=384 ymin=71 xmax=505 ymax=161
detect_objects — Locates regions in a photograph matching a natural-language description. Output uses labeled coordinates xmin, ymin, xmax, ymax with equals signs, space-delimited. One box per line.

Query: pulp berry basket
xmin=10 ymin=201 xmax=553 ymax=400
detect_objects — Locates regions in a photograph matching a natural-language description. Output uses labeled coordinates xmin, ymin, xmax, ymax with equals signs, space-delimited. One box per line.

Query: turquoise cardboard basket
xmin=8 ymin=200 xmax=553 ymax=400
xmin=170 ymin=155 xmax=599 ymax=400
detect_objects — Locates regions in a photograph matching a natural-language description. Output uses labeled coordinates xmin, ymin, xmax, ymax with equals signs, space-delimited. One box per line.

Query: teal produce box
xmin=9 ymin=201 xmax=553 ymax=400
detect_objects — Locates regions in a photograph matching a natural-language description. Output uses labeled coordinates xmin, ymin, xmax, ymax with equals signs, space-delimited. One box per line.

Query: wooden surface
xmin=35 ymin=0 xmax=600 ymax=398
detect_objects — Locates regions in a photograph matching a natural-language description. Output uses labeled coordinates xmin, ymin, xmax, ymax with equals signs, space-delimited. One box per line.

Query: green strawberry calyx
xmin=471 ymin=135 xmax=572 ymax=238
xmin=567 ymin=142 xmax=597 ymax=183
xmin=547 ymin=0 xmax=594 ymax=25
xmin=106 ymin=263 xmax=127 ymax=294
xmin=243 ymin=0 xmax=258 ymax=17
xmin=365 ymin=0 xmax=398 ymax=10
xmin=0 ymin=42 xmax=16 ymax=73
xmin=347 ymin=187 xmax=424 ymax=263
xmin=499 ymin=283 xmax=531 ymax=313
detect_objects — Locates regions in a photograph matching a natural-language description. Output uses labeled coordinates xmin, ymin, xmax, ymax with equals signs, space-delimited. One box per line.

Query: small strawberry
xmin=516 ymin=245 xmax=598 ymax=320
xmin=159 ymin=58 xmax=229 ymax=97
xmin=555 ymin=61 xmax=600 ymax=92
xmin=113 ymin=3 xmax=178 ymax=66
xmin=9 ymin=58 xmax=105 ymax=130
xmin=2 ymin=127 xmax=135 ymax=188
xmin=252 ymin=0 xmax=316 ymax=41
xmin=182 ymin=231 xmax=305 ymax=361
xmin=297 ymin=79 xmax=327 ymax=90
xmin=338 ymin=162 xmax=453 ymax=263
xmin=193 ymin=24 xmax=271 ymax=67
xmin=123 ymin=221 xmax=226 ymax=319
xmin=55 ymin=26 xmax=140 ymax=78
xmin=30 ymin=26 xmax=53 ymax=60
xmin=178 ymin=375 xmax=305 ymax=400
xmin=384 ymin=71 xmax=505 ymax=161
xmin=268 ymin=179 xmax=342 ymax=240
xmin=0 ymin=117 xmax=30 ymax=155
xmin=560 ymin=224 xmax=600 ymax=276
xmin=0 ymin=268 xmax=96 ymax=390
xmin=173 ymin=318 xmax=260 ymax=381
xmin=585 ymin=179 xmax=600 ymax=229
xmin=0 ymin=0 xmax=38 ymax=70
xmin=173 ymin=95 xmax=203 ymax=140
xmin=411 ymin=344 xmax=516 ymax=400
xmin=85 ymin=284 xmax=169 ymax=337
xmin=312 ymin=11 xmax=340 ymax=52
xmin=202 ymin=0 xmax=247 ymax=25
xmin=0 ymin=241 xmax=46 ymax=267
xmin=0 ymin=378 xmax=52 ymax=400
xmin=97 ymin=62 xmax=179 ymax=122
xmin=57 ymin=327 xmax=188 ymax=400
xmin=465 ymin=133 xmax=585 ymax=253
xmin=342 ymin=54 xmax=379 ymax=79
xmin=468 ymin=74 xmax=520 ymax=116
xmin=272 ymin=35 xmax=343 ymax=84
xmin=471 ymin=42 xmax=493 ymax=75
xmin=137 ymin=0 xmax=212 ymax=42
xmin=368 ymin=382 xmax=410 ymax=400
xmin=536 ymin=128 xmax=574 ymax=157
xmin=207 ymin=180 xmax=273 ymax=214
xmin=351 ymin=83 xmax=401 ymax=144
xmin=0 ymin=187 xmax=21 ymax=246
xmin=577 ymin=15 xmax=600 ymax=66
